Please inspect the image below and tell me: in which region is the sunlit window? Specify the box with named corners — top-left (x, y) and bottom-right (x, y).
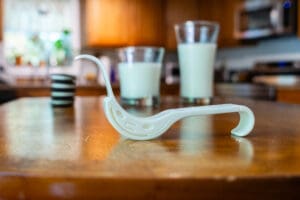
top-left (4, 0), bottom-right (80, 67)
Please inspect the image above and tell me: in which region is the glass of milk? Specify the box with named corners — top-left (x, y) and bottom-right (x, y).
top-left (175, 21), bottom-right (219, 105)
top-left (118, 46), bottom-right (165, 106)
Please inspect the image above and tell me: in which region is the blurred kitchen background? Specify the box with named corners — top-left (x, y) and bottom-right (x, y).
top-left (1, 0), bottom-right (300, 104)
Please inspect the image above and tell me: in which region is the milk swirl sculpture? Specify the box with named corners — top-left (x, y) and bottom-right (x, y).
top-left (75, 55), bottom-right (255, 140)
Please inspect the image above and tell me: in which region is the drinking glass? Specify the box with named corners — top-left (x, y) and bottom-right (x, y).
top-left (118, 46), bottom-right (164, 106)
top-left (175, 20), bottom-right (219, 105)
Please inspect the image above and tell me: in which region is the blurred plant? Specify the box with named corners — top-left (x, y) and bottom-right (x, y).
top-left (25, 33), bottom-right (46, 66)
top-left (50, 29), bottom-right (72, 66)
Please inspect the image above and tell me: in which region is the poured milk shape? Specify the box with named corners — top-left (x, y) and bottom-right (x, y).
top-left (178, 43), bottom-right (216, 98)
top-left (118, 62), bottom-right (161, 98)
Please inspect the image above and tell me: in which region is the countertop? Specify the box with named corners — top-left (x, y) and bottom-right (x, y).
top-left (0, 79), bottom-right (107, 89)
top-left (2, 79), bottom-right (300, 91)
top-left (3, 79), bottom-right (300, 104)
top-left (0, 80), bottom-right (180, 97)
top-left (0, 96), bottom-right (300, 199)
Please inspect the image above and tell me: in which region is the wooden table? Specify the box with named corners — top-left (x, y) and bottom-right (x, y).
top-left (0, 96), bottom-right (300, 199)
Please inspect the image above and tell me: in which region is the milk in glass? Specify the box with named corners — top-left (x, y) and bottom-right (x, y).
top-left (118, 62), bottom-right (161, 99)
top-left (178, 43), bottom-right (216, 99)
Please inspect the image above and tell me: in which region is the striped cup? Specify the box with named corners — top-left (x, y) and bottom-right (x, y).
top-left (50, 74), bottom-right (76, 107)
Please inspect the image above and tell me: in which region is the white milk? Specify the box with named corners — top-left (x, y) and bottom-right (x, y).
top-left (178, 43), bottom-right (216, 99)
top-left (118, 62), bottom-right (161, 99)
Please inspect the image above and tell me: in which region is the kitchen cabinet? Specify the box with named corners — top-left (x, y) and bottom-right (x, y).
top-left (0, 0), bottom-right (2, 41)
top-left (129, 0), bottom-right (164, 46)
top-left (82, 0), bottom-right (240, 49)
top-left (276, 86), bottom-right (300, 104)
top-left (165, 0), bottom-right (209, 49)
top-left (82, 0), bottom-right (164, 47)
top-left (83, 0), bottom-right (129, 47)
top-left (209, 0), bottom-right (241, 47)
top-left (165, 0), bottom-right (240, 50)
top-left (298, 1), bottom-right (300, 38)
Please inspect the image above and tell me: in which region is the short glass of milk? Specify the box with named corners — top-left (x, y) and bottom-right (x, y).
top-left (175, 21), bottom-right (219, 105)
top-left (118, 46), bottom-right (165, 106)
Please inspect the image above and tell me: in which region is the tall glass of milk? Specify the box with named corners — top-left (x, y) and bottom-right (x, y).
top-left (118, 47), bottom-right (165, 106)
top-left (175, 21), bottom-right (219, 105)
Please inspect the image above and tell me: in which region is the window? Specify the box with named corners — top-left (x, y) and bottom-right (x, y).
top-left (4, 0), bottom-right (80, 66)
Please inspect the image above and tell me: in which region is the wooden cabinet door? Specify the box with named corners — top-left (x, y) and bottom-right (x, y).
top-left (84, 0), bottom-right (130, 47)
top-left (209, 0), bottom-right (240, 47)
top-left (298, 1), bottom-right (300, 38)
top-left (83, 0), bottom-right (164, 47)
top-left (165, 0), bottom-right (211, 50)
top-left (128, 0), bottom-right (164, 46)
top-left (165, 0), bottom-right (240, 49)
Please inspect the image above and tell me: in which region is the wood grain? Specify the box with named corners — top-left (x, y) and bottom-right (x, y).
top-left (276, 86), bottom-right (300, 104)
top-left (0, 96), bottom-right (300, 199)
top-left (165, 0), bottom-right (209, 49)
top-left (298, 0), bottom-right (300, 38)
top-left (82, 0), bottom-right (241, 48)
top-left (165, 0), bottom-right (240, 49)
top-left (209, 0), bottom-right (241, 47)
top-left (128, 0), bottom-right (164, 46)
top-left (84, 0), bottom-right (130, 47)
top-left (83, 0), bottom-right (164, 47)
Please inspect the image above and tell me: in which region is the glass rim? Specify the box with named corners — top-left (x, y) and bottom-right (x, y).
top-left (174, 20), bottom-right (220, 30)
top-left (118, 46), bottom-right (165, 53)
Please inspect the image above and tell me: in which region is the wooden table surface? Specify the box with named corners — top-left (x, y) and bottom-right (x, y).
top-left (0, 96), bottom-right (300, 199)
